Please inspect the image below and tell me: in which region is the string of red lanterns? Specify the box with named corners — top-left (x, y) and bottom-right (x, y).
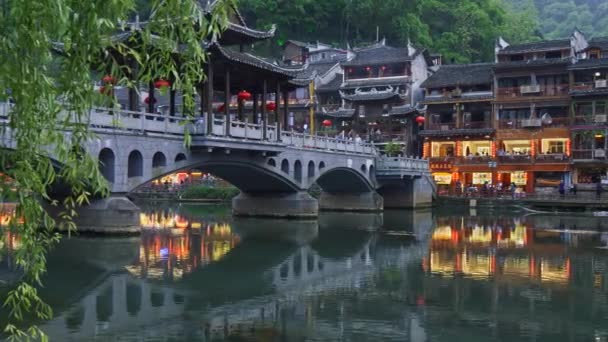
top-left (322, 119), bottom-right (332, 127)
top-left (415, 115), bottom-right (425, 126)
top-left (266, 102), bottom-right (276, 111)
top-left (237, 90), bottom-right (252, 102)
top-left (154, 79), bottom-right (171, 89)
top-left (102, 75), bottom-right (116, 84)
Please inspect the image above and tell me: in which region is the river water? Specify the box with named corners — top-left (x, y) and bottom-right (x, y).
top-left (1, 203), bottom-right (608, 341)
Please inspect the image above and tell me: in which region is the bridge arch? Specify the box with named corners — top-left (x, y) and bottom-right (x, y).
top-left (98, 148), bottom-right (115, 183)
top-left (152, 152), bottom-right (167, 168)
top-left (315, 167), bottom-right (374, 193)
top-left (294, 160), bottom-right (302, 182)
top-left (127, 150), bottom-right (143, 178)
top-left (319, 161), bottom-right (325, 171)
top-left (361, 164), bottom-right (367, 174)
top-left (281, 159), bottom-right (289, 174)
top-left (307, 161), bottom-right (315, 179)
top-left (175, 153), bottom-right (187, 163)
top-left (267, 158), bottom-right (276, 167)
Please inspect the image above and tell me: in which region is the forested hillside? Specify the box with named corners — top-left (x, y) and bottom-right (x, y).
top-left (507, 0), bottom-right (608, 39)
top-left (134, 0), bottom-right (604, 63)
top-left (239, 0), bottom-right (541, 63)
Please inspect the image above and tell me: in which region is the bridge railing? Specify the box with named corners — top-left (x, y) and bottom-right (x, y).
top-left (376, 156), bottom-right (430, 173)
top-left (88, 107), bottom-right (191, 135)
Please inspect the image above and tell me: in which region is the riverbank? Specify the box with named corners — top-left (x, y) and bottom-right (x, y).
top-left (130, 186), bottom-right (239, 203)
top-left (439, 195), bottom-right (608, 211)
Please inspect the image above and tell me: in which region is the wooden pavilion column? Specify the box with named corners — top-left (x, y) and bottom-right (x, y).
top-left (276, 81), bottom-right (282, 141)
top-left (262, 80), bottom-right (267, 140)
top-left (283, 89), bottom-right (289, 131)
top-left (147, 81), bottom-right (155, 114)
top-left (128, 58), bottom-right (139, 112)
top-left (224, 69), bottom-right (231, 137)
top-left (252, 92), bottom-right (258, 124)
top-left (206, 61), bottom-right (214, 135)
top-left (169, 82), bottom-right (176, 118)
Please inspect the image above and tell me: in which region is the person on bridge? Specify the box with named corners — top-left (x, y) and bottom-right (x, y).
top-left (570, 183), bottom-right (577, 197)
top-left (597, 182), bottom-right (603, 200)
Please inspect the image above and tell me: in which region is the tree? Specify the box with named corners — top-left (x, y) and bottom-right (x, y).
top-left (0, 0), bottom-right (232, 339)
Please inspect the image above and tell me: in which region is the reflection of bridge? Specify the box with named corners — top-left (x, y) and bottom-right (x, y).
top-left (33, 211), bottom-right (433, 341)
top-left (0, 103), bottom-right (432, 232)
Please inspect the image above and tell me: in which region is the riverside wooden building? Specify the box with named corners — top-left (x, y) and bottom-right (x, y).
top-left (421, 30), bottom-right (608, 193)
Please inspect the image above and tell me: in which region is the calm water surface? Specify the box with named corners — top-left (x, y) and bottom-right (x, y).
top-left (2, 204), bottom-right (608, 341)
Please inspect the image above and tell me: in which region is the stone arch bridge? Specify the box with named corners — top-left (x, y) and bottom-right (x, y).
top-left (0, 105), bottom-right (432, 231)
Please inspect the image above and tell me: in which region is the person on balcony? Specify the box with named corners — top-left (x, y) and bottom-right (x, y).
top-left (558, 181), bottom-right (565, 199)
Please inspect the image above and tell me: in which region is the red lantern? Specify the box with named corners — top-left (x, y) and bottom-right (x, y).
top-left (98, 86), bottom-right (107, 94)
top-left (415, 116), bottom-right (425, 126)
top-left (237, 90), bottom-right (252, 102)
top-left (154, 79), bottom-right (171, 89)
top-left (322, 119), bottom-right (332, 127)
top-left (266, 102), bottom-right (276, 111)
top-left (144, 96), bottom-right (156, 104)
top-left (102, 75), bottom-right (116, 84)
top-left (218, 104), bottom-right (225, 112)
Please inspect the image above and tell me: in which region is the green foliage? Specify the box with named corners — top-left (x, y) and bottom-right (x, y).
top-left (0, 0), bottom-right (232, 339)
top-left (507, 0), bottom-right (608, 38)
top-left (180, 186), bottom-right (240, 201)
top-left (240, 0), bottom-right (542, 63)
top-left (384, 142), bottom-right (402, 157)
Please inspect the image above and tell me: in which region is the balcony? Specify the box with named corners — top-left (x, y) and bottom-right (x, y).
top-left (573, 115), bottom-right (608, 125)
top-left (498, 154), bottom-right (532, 164)
top-left (427, 122), bottom-right (457, 131)
top-left (423, 90), bottom-right (493, 104)
top-left (572, 149), bottom-right (607, 161)
top-left (535, 153), bottom-right (569, 163)
top-left (457, 155), bottom-right (494, 165)
top-left (496, 84), bottom-right (569, 100)
top-left (570, 81), bottom-right (608, 96)
top-left (498, 117), bottom-right (571, 129)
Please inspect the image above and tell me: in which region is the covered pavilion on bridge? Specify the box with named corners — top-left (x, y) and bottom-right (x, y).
top-left (92, 0), bottom-right (304, 142)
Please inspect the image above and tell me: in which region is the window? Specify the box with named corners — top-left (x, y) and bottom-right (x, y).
top-left (358, 105), bottom-right (366, 118)
top-left (510, 54), bottom-right (524, 61)
top-left (548, 141), bottom-right (565, 153)
top-left (545, 51), bottom-right (562, 59)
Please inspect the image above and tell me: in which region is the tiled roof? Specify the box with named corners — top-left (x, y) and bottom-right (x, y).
top-left (341, 76), bottom-right (409, 90)
top-left (421, 93), bottom-right (493, 104)
top-left (570, 88), bottom-right (608, 97)
top-left (226, 23), bottom-right (276, 40)
top-left (494, 58), bottom-right (571, 70)
top-left (210, 44), bottom-right (302, 77)
top-left (342, 45), bottom-right (413, 67)
top-left (499, 39), bottom-right (570, 54)
top-left (342, 91), bottom-right (400, 102)
top-left (419, 128), bottom-right (495, 137)
top-left (568, 58), bottom-right (608, 70)
top-left (294, 60), bottom-right (340, 81)
top-left (389, 105), bottom-right (417, 116)
top-left (318, 108), bottom-right (355, 118)
top-left (588, 37), bottom-right (608, 50)
top-left (421, 63), bottom-right (494, 89)
top-left (316, 74), bottom-right (343, 93)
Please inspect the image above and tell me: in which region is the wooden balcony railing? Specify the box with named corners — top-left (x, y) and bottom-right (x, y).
top-left (573, 115), bottom-right (608, 125)
top-left (572, 149), bottom-right (607, 160)
top-left (535, 153), bottom-right (569, 163)
top-left (427, 122), bottom-right (457, 131)
top-left (498, 117), bottom-right (571, 129)
top-left (496, 84), bottom-right (569, 99)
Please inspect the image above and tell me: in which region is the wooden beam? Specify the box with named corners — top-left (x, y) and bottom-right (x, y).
top-left (276, 81), bottom-right (281, 141)
top-left (206, 61), bottom-right (214, 135)
top-left (262, 79), bottom-right (267, 140)
top-left (225, 68), bottom-right (231, 137)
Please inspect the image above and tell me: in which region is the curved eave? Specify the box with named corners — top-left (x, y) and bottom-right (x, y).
top-left (210, 44), bottom-right (302, 78)
top-left (342, 93), bottom-right (401, 102)
top-left (219, 23), bottom-right (276, 45)
top-left (419, 128), bottom-right (495, 137)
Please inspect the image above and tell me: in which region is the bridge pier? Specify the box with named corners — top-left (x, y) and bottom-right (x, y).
top-left (232, 192), bottom-right (318, 218)
top-left (318, 191), bottom-right (384, 212)
top-left (378, 177), bottom-right (433, 209)
top-left (70, 196), bottom-right (141, 234)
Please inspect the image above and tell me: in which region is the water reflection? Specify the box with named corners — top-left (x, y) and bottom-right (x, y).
top-left (0, 206), bottom-right (607, 341)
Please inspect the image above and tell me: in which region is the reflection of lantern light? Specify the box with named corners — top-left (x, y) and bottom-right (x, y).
top-left (160, 248), bottom-right (169, 258)
top-left (175, 216), bottom-right (189, 229)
